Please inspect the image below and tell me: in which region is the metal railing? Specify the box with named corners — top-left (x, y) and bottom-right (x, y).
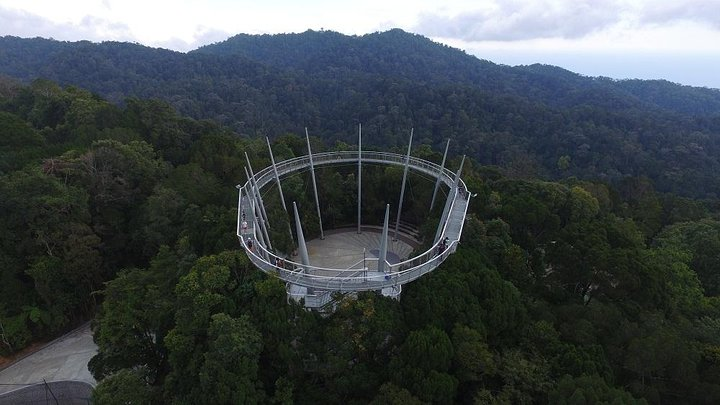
top-left (237, 151), bottom-right (470, 292)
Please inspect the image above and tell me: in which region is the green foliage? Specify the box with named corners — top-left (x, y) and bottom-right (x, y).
top-left (655, 219), bottom-right (720, 296)
top-left (370, 383), bottom-right (425, 405)
top-left (451, 325), bottom-right (495, 383)
top-left (549, 374), bottom-right (646, 405)
top-left (567, 186), bottom-right (600, 222)
top-left (557, 155), bottom-right (571, 171)
top-left (198, 313), bottom-right (265, 404)
top-left (180, 204), bottom-right (237, 256)
top-left (90, 241), bottom-right (195, 380)
top-left (0, 165), bottom-right (100, 334)
top-left (92, 368), bottom-right (157, 405)
top-left (0, 111), bottom-right (45, 173)
top-left (403, 247), bottom-right (527, 348)
top-left (134, 186), bottom-right (188, 257)
top-left (5, 32), bottom-right (720, 198)
top-left (399, 326), bottom-right (454, 373)
top-left (494, 349), bottom-right (552, 403)
top-left (0, 305), bottom-right (37, 354)
top-left (643, 247), bottom-right (704, 315)
top-left (3, 77), bottom-right (720, 404)
top-left (166, 163), bottom-right (224, 206)
top-left (163, 250), bottom-right (266, 403)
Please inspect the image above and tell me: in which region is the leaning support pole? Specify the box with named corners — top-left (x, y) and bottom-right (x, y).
top-left (245, 167), bottom-right (272, 252)
top-left (357, 123), bottom-right (362, 234)
top-left (305, 128), bottom-right (324, 239)
top-left (378, 204), bottom-right (390, 274)
top-left (254, 216), bottom-right (269, 255)
top-left (245, 167), bottom-right (272, 249)
top-left (266, 137), bottom-right (288, 213)
top-left (243, 182), bottom-right (260, 246)
top-left (245, 153), bottom-right (272, 234)
top-left (251, 150), bottom-right (292, 243)
top-left (453, 155), bottom-right (466, 188)
top-left (434, 185), bottom-right (454, 245)
top-left (394, 128), bottom-right (413, 241)
top-left (430, 139), bottom-right (450, 211)
top-left (236, 185), bottom-right (242, 237)
top-left (292, 202), bottom-right (311, 272)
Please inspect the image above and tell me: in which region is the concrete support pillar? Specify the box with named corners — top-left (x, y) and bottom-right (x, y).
top-left (266, 137), bottom-right (287, 212)
top-left (292, 202), bottom-right (311, 273)
top-left (305, 128), bottom-right (324, 239)
top-left (394, 128), bottom-right (413, 241)
top-left (430, 139), bottom-right (450, 211)
top-left (378, 204), bottom-right (390, 274)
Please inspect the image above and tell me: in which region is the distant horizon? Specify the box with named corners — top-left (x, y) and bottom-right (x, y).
top-left (475, 49), bottom-right (720, 90)
top-left (3, 30), bottom-right (718, 91)
top-left (1, 0), bottom-right (719, 90)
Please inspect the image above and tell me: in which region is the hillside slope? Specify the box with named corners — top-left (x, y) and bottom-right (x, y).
top-left (195, 29), bottom-right (720, 115)
top-left (2, 30), bottom-right (720, 197)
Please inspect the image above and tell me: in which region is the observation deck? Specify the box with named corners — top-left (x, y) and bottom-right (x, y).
top-left (237, 136), bottom-right (471, 309)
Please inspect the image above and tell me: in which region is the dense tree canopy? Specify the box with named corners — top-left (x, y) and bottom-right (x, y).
top-left (1, 68), bottom-right (720, 403)
top-left (2, 30), bottom-right (720, 198)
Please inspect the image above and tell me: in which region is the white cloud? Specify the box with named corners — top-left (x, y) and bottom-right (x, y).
top-left (413, 0), bottom-right (720, 52)
top-left (3, 0), bottom-right (720, 50)
top-left (639, 0), bottom-right (720, 28)
top-left (416, 0), bottom-right (626, 41)
top-left (156, 27), bottom-right (232, 52)
top-left (1, 0), bottom-right (719, 87)
top-left (0, 3), bottom-right (233, 51)
top-left (0, 5), bottom-right (133, 42)
top-left (0, 7), bottom-right (59, 38)
top-left (76, 15), bottom-right (134, 40)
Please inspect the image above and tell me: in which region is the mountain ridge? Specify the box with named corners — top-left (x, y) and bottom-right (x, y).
top-left (3, 30), bottom-right (720, 116)
top-left (193, 29), bottom-right (720, 114)
top-left (2, 29), bottom-right (720, 198)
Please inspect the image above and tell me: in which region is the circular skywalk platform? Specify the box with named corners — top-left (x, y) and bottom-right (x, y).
top-left (237, 132), bottom-right (471, 308)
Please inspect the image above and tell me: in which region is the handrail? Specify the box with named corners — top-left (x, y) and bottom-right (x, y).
top-left (237, 150), bottom-right (470, 291)
top-left (240, 204), bottom-right (468, 289)
top-left (252, 151), bottom-right (460, 191)
top-left (242, 189), bottom-right (460, 274)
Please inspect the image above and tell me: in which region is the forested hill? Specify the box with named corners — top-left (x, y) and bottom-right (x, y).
top-left (4, 55), bottom-right (720, 403)
top-left (194, 29), bottom-right (720, 115)
top-left (2, 30), bottom-right (720, 197)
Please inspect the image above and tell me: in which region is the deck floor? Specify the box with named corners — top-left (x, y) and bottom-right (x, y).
top-left (305, 229), bottom-right (414, 270)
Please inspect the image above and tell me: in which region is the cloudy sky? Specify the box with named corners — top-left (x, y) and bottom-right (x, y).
top-left (1, 0), bottom-right (719, 88)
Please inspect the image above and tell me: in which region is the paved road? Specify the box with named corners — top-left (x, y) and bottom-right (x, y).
top-left (0, 323), bottom-right (97, 395)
